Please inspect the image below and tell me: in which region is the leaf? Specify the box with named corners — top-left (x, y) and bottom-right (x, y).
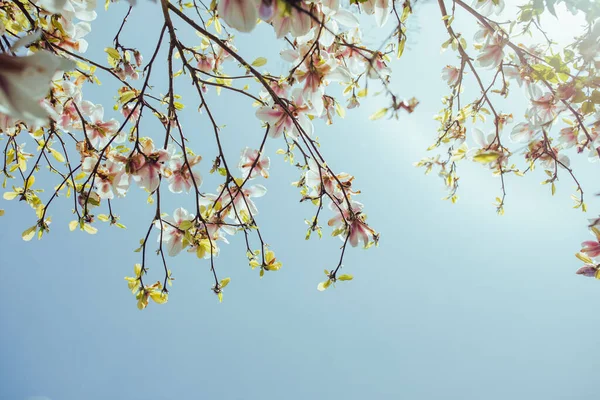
top-left (3, 191), bottom-right (19, 200)
top-left (576, 252), bottom-right (594, 265)
top-left (369, 108), bottom-right (388, 120)
top-left (69, 220), bottom-right (78, 231)
top-left (179, 220), bottom-right (193, 230)
top-left (104, 47), bottom-right (121, 61)
top-left (22, 225), bottom-right (36, 241)
top-left (150, 291), bottom-right (168, 304)
top-left (25, 175), bottom-right (35, 188)
top-left (83, 223), bottom-right (98, 235)
top-left (50, 149), bottom-right (65, 163)
top-left (317, 279), bottom-right (331, 291)
top-left (251, 57), bottom-right (267, 67)
top-left (338, 274), bottom-right (353, 281)
top-left (397, 38), bottom-right (406, 59)
top-left (473, 152), bottom-right (500, 163)
top-left (220, 277), bottom-right (231, 288)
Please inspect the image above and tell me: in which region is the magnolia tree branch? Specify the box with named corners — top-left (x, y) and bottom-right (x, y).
top-left (1, 0), bottom-right (600, 306)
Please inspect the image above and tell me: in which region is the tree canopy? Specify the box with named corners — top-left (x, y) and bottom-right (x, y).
top-left (1, 0), bottom-right (599, 308)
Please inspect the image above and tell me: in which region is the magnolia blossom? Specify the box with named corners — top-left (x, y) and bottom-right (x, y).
top-left (269, 1), bottom-right (312, 38)
top-left (256, 90), bottom-right (313, 139)
top-left (0, 52), bottom-right (73, 124)
top-left (238, 147), bottom-right (270, 179)
top-left (313, 8), bottom-right (359, 47)
top-left (472, 0), bottom-right (505, 16)
top-left (581, 233), bottom-right (600, 258)
top-left (53, 18), bottom-right (91, 53)
top-left (37, 0), bottom-right (97, 21)
top-left (360, 0), bottom-right (391, 27)
top-left (558, 126), bottom-right (578, 148)
top-left (528, 92), bottom-right (564, 124)
top-left (576, 264), bottom-right (598, 277)
top-left (328, 200), bottom-right (375, 248)
top-left (305, 158), bottom-right (351, 199)
top-left (122, 103), bottom-right (141, 123)
top-left (477, 34), bottom-right (505, 69)
top-left (196, 54), bottom-right (216, 73)
top-left (588, 137), bottom-right (600, 162)
top-left (221, 181), bottom-right (267, 221)
top-left (83, 158), bottom-right (129, 199)
top-left (81, 103), bottom-right (121, 148)
top-left (130, 139), bottom-right (171, 192)
top-left (469, 127), bottom-right (508, 168)
top-left (166, 154), bottom-right (202, 193)
top-left (441, 66), bottom-right (462, 87)
top-left (510, 122), bottom-right (537, 143)
top-left (504, 64), bottom-right (530, 87)
top-left (156, 207), bottom-right (195, 257)
top-left (218, 0), bottom-right (259, 33)
top-left (55, 81), bottom-right (84, 131)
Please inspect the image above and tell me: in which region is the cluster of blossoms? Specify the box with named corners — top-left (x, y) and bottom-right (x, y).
top-left (575, 221), bottom-right (600, 279)
top-left (2, 0), bottom-right (599, 308)
top-left (1, 0), bottom-right (421, 307)
top-left (413, 0), bottom-right (600, 278)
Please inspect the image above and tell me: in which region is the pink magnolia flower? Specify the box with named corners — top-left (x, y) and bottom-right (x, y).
top-left (123, 63), bottom-right (139, 80)
top-left (503, 65), bottom-right (529, 87)
top-left (582, 237), bottom-right (600, 258)
top-left (473, 23), bottom-right (493, 44)
top-left (259, 0), bottom-right (274, 20)
top-left (166, 154), bottom-right (202, 193)
top-left (255, 90), bottom-right (313, 139)
top-left (156, 207), bottom-right (195, 257)
top-left (529, 92), bottom-right (564, 124)
top-left (54, 18), bottom-right (91, 53)
top-left (472, 0), bottom-right (505, 16)
top-left (295, 52), bottom-right (337, 96)
top-left (0, 51), bottom-right (73, 124)
top-left (269, 80), bottom-right (289, 98)
top-left (366, 51), bottom-right (391, 80)
top-left (305, 158), bottom-right (351, 198)
top-left (558, 126), bottom-right (578, 148)
top-left (122, 103), bottom-right (140, 123)
top-left (221, 181), bottom-right (267, 221)
top-left (37, 0), bottom-right (97, 21)
top-left (196, 54), bottom-right (216, 74)
top-left (82, 158), bottom-right (129, 200)
top-left (238, 147), bottom-right (270, 179)
top-left (81, 103), bottom-right (121, 148)
top-left (510, 122), bottom-right (537, 143)
top-left (441, 65), bottom-right (462, 87)
top-left (477, 34), bottom-right (505, 69)
top-left (269, 0), bottom-right (312, 38)
top-left (361, 0), bottom-right (391, 27)
top-left (130, 138), bottom-right (171, 192)
top-left (218, 0), bottom-right (259, 33)
top-left (576, 264), bottom-right (598, 277)
top-left (328, 200), bottom-right (375, 248)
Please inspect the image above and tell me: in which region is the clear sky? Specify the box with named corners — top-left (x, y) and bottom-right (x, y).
top-left (1, 1), bottom-right (600, 400)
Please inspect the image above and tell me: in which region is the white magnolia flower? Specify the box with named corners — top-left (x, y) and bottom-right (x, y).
top-left (37, 0), bottom-right (97, 21)
top-left (0, 52), bottom-right (73, 124)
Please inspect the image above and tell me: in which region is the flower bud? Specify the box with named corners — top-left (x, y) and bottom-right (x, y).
top-left (134, 50), bottom-right (143, 67)
top-left (576, 265), bottom-right (598, 278)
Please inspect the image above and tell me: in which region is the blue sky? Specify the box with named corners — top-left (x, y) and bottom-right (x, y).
top-left (1, 1), bottom-right (600, 399)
